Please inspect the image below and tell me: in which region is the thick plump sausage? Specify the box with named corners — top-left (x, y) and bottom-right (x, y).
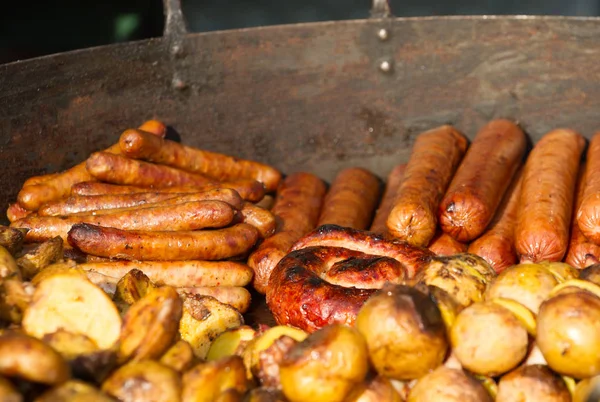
top-left (386, 125), bottom-right (468, 247)
top-left (119, 129), bottom-right (282, 192)
top-left (86, 152), bottom-right (216, 188)
top-left (438, 120), bottom-right (526, 242)
top-left (70, 180), bottom-right (266, 203)
top-left (290, 224), bottom-right (434, 278)
top-left (515, 129), bottom-right (585, 263)
top-left (467, 168), bottom-right (523, 273)
top-left (68, 223), bottom-right (259, 261)
top-left (247, 172), bottom-right (327, 294)
top-left (428, 231), bottom-right (468, 256)
top-left (239, 202), bottom-right (277, 238)
top-left (267, 246), bottom-right (406, 332)
top-left (6, 203), bottom-right (32, 222)
top-left (317, 167), bottom-right (381, 229)
top-left (577, 132), bottom-right (600, 244)
top-left (566, 164), bottom-right (600, 268)
top-left (16, 120), bottom-right (167, 211)
top-left (12, 200), bottom-right (235, 243)
top-left (370, 164), bottom-right (406, 235)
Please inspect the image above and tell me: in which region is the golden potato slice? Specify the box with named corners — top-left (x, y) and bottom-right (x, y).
top-left (179, 295), bottom-right (244, 359)
top-left (0, 331), bottom-right (70, 385)
top-left (160, 340), bottom-right (196, 373)
top-left (0, 245), bottom-right (21, 281)
top-left (34, 380), bottom-right (115, 402)
top-left (22, 273), bottom-right (121, 350)
top-left (118, 286), bottom-right (182, 363)
top-left (113, 269), bottom-right (157, 310)
top-left (0, 226), bottom-right (26, 256)
top-left (0, 376), bottom-right (21, 402)
top-left (207, 325), bottom-right (257, 362)
top-left (182, 356), bottom-right (249, 402)
top-left (16, 237), bottom-right (63, 279)
top-left (0, 279), bottom-right (34, 324)
top-left (407, 366), bottom-right (492, 402)
top-left (30, 261), bottom-right (82, 286)
top-left (102, 360), bottom-right (181, 402)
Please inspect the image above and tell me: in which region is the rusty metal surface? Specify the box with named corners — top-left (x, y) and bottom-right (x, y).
top-left (3, 16), bottom-right (600, 217)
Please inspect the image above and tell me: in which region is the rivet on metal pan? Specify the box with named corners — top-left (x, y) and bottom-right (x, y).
top-left (377, 28), bottom-right (389, 41)
top-left (379, 60), bottom-right (393, 73)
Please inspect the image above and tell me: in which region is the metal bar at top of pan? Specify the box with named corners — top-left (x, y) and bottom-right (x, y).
top-left (371, 0), bottom-right (393, 18)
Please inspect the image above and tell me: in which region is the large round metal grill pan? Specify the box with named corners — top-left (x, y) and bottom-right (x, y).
top-left (2, 0), bottom-right (600, 220)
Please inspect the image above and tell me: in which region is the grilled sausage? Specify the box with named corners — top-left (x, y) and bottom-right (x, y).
top-left (577, 132), bottom-right (600, 244)
top-left (6, 203), bottom-right (32, 222)
top-left (39, 188), bottom-right (243, 216)
top-left (79, 260), bottom-right (254, 287)
top-left (566, 164), bottom-right (600, 268)
top-left (68, 223), bottom-right (259, 261)
top-left (439, 120), bottom-right (526, 242)
top-left (177, 287), bottom-right (252, 313)
top-left (267, 246), bottom-right (406, 332)
top-left (239, 202), bottom-right (277, 238)
top-left (317, 167), bottom-right (381, 230)
top-left (247, 172), bottom-right (327, 294)
top-left (12, 200), bottom-right (235, 243)
top-left (16, 120), bottom-right (167, 211)
top-left (515, 129), bottom-right (585, 263)
top-left (119, 129), bottom-right (282, 192)
top-left (86, 152), bottom-right (217, 188)
top-left (386, 125), bottom-right (468, 247)
top-left (70, 179), bottom-right (266, 202)
top-left (428, 230), bottom-right (468, 256)
top-left (370, 164), bottom-right (406, 235)
top-left (22, 172), bottom-right (61, 187)
top-left (467, 167), bottom-right (523, 273)
top-left (290, 224), bottom-right (434, 278)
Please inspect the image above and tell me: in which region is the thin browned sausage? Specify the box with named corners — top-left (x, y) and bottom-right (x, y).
top-left (370, 164), bottom-right (406, 235)
top-left (12, 200), bottom-right (235, 243)
top-left (566, 164), bottom-right (600, 268)
top-left (79, 260), bottom-right (253, 287)
top-left (39, 188), bottom-right (243, 217)
top-left (86, 152), bottom-right (216, 188)
top-left (119, 129), bottom-right (282, 192)
top-left (70, 180), bottom-right (265, 203)
top-left (16, 120), bottom-right (167, 211)
top-left (515, 129), bottom-right (585, 263)
top-left (577, 132), bottom-right (600, 244)
top-left (317, 167), bottom-right (381, 230)
top-left (438, 120), bottom-right (526, 242)
top-left (428, 230), bottom-right (468, 256)
top-left (239, 202), bottom-right (276, 238)
top-left (6, 203), bottom-right (32, 222)
top-left (386, 125), bottom-right (468, 247)
top-left (22, 173), bottom-right (61, 187)
top-left (468, 167), bottom-right (523, 273)
top-left (68, 223), bottom-right (259, 261)
top-left (247, 172), bottom-right (327, 294)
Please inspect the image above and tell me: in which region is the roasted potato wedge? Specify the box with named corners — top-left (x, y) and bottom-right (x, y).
top-left (0, 245), bottom-right (21, 281)
top-left (182, 356), bottom-right (249, 402)
top-left (16, 236), bottom-right (63, 279)
top-left (255, 335), bottom-right (298, 388)
top-left (0, 375), bottom-right (22, 402)
top-left (179, 295), bottom-right (244, 359)
top-left (496, 364), bottom-right (570, 402)
top-left (0, 226), bottom-right (26, 256)
top-left (42, 330), bottom-right (98, 360)
top-left (0, 331), bottom-right (70, 385)
top-left (207, 325), bottom-right (257, 362)
top-left (34, 380), bottom-right (115, 402)
top-left (160, 340), bottom-right (196, 373)
top-left (29, 261), bottom-right (83, 286)
top-left (407, 366), bottom-right (493, 402)
top-left (118, 286), bottom-right (182, 363)
top-left (0, 279), bottom-right (33, 324)
top-left (22, 273), bottom-right (122, 350)
top-left (113, 269), bottom-right (157, 313)
top-left (102, 360), bottom-right (181, 402)
top-left (279, 325), bottom-right (369, 402)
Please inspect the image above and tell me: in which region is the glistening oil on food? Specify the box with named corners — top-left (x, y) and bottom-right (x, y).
top-left (1, 118), bottom-right (599, 401)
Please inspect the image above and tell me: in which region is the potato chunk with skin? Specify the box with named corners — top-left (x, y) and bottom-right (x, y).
top-left (0, 245), bottom-right (20, 281)
top-left (160, 340), bottom-right (196, 373)
top-left (0, 279), bottom-right (34, 324)
top-left (179, 295), bottom-right (244, 359)
top-left (102, 360), bottom-right (181, 402)
top-left (34, 380), bottom-right (115, 402)
top-left (16, 236), bottom-right (63, 279)
top-left (113, 269), bottom-right (156, 313)
top-left (408, 366), bottom-right (493, 402)
top-left (0, 331), bottom-right (70, 385)
top-left (496, 364), bottom-right (570, 402)
top-left (346, 374), bottom-right (404, 402)
top-left (22, 273), bottom-right (122, 350)
top-left (207, 325), bottom-right (257, 362)
top-left (118, 286), bottom-right (183, 363)
top-left (0, 226), bottom-right (26, 255)
top-left (182, 356), bottom-right (249, 402)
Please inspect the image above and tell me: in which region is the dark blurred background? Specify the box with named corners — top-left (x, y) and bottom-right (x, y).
top-left (1, 0), bottom-right (599, 64)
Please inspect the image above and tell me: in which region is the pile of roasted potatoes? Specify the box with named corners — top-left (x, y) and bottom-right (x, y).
top-left (1, 222), bottom-right (600, 402)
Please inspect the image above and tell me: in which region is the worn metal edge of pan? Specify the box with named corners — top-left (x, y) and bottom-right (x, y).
top-left (2, 15), bottom-right (600, 218)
